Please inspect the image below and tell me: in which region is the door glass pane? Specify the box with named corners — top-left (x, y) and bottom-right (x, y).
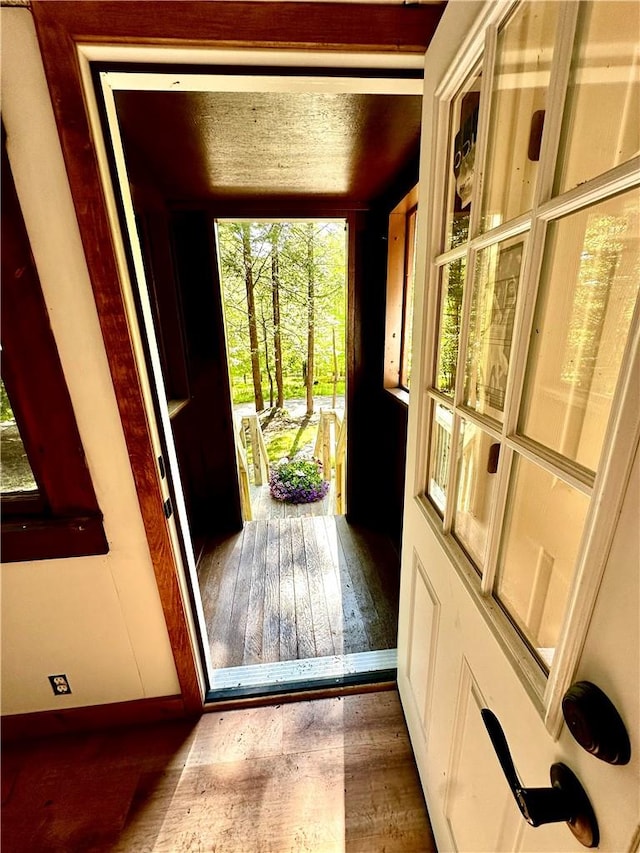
top-left (434, 257), bottom-right (466, 396)
top-left (427, 402), bottom-right (453, 516)
top-left (480, 1), bottom-right (560, 232)
top-left (1, 377), bottom-right (37, 494)
top-left (464, 237), bottom-right (524, 421)
top-left (453, 420), bottom-right (500, 573)
top-left (555, 1), bottom-right (640, 195)
top-left (520, 188), bottom-right (640, 472)
top-left (497, 455), bottom-right (589, 669)
top-left (445, 67), bottom-right (482, 250)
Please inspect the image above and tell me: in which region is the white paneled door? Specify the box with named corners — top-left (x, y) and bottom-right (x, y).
top-left (399, 2), bottom-right (639, 851)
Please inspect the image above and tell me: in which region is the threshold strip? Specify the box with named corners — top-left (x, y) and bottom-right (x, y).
top-left (205, 648), bottom-right (397, 702)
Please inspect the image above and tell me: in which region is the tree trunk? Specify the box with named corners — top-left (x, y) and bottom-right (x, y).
top-left (261, 305), bottom-right (274, 408)
top-left (306, 223), bottom-right (315, 417)
top-left (241, 223), bottom-right (264, 411)
top-left (332, 326), bottom-right (338, 409)
top-left (271, 226), bottom-right (285, 409)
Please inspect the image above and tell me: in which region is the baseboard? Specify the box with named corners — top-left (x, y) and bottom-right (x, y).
top-left (1, 695), bottom-right (195, 742)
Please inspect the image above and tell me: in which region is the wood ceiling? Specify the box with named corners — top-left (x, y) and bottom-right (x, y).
top-left (55, 0), bottom-right (450, 212)
top-left (115, 88), bottom-right (424, 209)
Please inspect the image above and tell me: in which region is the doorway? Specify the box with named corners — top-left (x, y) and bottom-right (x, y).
top-left (218, 218), bottom-right (347, 520)
top-left (198, 217), bottom-right (399, 691)
top-left (92, 61), bottom-right (422, 698)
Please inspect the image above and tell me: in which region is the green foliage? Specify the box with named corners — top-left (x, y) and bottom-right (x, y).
top-left (232, 379), bottom-right (345, 405)
top-left (0, 379), bottom-right (15, 422)
top-left (437, 257), bottom-right (465, 394)
top-left (436, 218), bottom-right (468, 394)
top-left (269, 457), bottom-right (329, 503)
top-left (218, 220), bottom-right (346, 406)
top-left (562, 213), bottom-right (638, 395)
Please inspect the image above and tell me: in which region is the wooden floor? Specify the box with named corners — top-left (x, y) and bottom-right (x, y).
top-left (1, 691), bottom-right (437, 852)
top-left (198, 516), bottom-right (399, 670)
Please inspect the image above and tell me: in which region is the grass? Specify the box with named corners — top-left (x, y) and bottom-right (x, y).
top-left (246, 423), bottom-right (316, 473)
top-left (232, 379), bottom-right (345, 405)
top-left (265, 423), bottom-right (316, 461)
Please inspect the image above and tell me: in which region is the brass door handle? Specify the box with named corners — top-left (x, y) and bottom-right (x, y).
top-left (481, 708), bottom-right (599, 848)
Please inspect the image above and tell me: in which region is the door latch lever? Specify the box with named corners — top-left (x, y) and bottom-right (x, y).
top-left (481, 708), bottom-right (599, 848)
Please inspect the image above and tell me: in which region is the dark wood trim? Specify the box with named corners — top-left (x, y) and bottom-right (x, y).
top-left (345, 210), bottom-right (359, 521)
top-left (175, 200), bottom-right (370, 218)
top-left (1, 516), bottom-right (108, 564)
top-left (1, 493), bottom-right (47, 518)
top-left (0, 695), bottom-right (191, 742)
top-left (31, 2), bottom-right (444, 53)
top-left (1, 137), bottom-right (109, 562)
top-left (30, 9), bottom-right (203, 714)
top-left (204, 679), bottom-right (396, 714)
top-left (1, 144), bottom-right (101, 516)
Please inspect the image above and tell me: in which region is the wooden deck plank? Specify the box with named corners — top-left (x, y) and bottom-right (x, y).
top-left (317, 515), bottom-right (369, 655)
top-left (301, 517), bottom-right (335, 657)
top-left (205, 531), bottom-right (244, 669)
top-left (249, 482), bottom-right (334, 521)
top-left (197, 529), bottom-right (242, 627)
top-left (334, 516), bottom-right (392, 650)
top-left (310, 516), bottom-right (347, 655)
top-left (262, 519), bottom-right (281, 663)
top-left (291, 518), bottom-right (316, 659)
top-left (199, 516), bottom-right (398, 669)
top-left (224, 522), bottom-right (256, 668)
top-left (337, 517), bottom-right (398, 646)
top-left (348, 522), bottom-right (401, 608)
top-left (278, 519), bottom-right (298, 661)
top-left (243, 520), bottom-right (267, 665)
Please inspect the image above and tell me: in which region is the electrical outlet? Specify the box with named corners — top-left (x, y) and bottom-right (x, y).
top-left (48, 674), bottom-right (71, 695)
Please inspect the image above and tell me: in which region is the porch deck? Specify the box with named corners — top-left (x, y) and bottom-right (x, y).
top-left (197, 515), bottom-right (399, 670)
top-left (248, 479), bottom-right (336, 520)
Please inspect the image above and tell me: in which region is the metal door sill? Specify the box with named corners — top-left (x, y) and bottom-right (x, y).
top-left (204, 648), bottom-right (397, 703)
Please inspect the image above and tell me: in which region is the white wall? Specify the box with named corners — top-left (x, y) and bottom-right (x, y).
top-left (1, 8), bottom-right (181, 715)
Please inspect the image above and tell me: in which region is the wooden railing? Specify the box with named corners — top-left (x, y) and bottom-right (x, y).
top-left (235, 414), bottom-right (270, 521)
top-left (314, 408), bottom-right (346, 514)
top-left (234, 417), bottom-right (252, 521)
top-left (236, 409), bottom-right (347, 517)
top-left (242, 415), bottom-right (270, 486)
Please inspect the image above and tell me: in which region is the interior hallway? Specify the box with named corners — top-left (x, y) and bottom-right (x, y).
top-left (1, 690), bottom-right (436, 852)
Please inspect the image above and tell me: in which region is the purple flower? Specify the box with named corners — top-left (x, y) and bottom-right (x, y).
top-left (269, 457), bottom-right (330, 504)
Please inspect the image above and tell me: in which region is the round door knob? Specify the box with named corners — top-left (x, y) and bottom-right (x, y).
top-left (562, 681), bottom-right (631, 765)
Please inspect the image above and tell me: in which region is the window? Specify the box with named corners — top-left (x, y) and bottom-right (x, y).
top-left (1, 378), bottom-right (38, 495)
top-left (423, 0), bottom-right (639, 681)
top-left (384, 185), bottom-right (418, 394)
top-left (1, 140), bottom-right (108, 562)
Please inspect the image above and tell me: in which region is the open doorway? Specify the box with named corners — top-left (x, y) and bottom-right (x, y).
top-left (197, 217), bottom-right (400, 688)
top-left (94, 63), bottom-right (422, 698)
top-left (218, 219), bottom-right (347, 520)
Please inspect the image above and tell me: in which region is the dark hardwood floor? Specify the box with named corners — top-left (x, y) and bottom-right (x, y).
top-left (1, 691), bottom-right (437, 852)
top-left (197, 516), bottom-right (399, 670)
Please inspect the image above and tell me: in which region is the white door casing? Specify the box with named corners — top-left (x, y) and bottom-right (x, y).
top-left (399, 2), bottom-right (639, 851)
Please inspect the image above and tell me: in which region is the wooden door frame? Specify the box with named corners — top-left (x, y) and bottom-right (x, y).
top-left (31, 1), bottom-right (442, 711)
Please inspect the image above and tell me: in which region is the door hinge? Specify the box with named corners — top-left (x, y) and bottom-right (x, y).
top-left (163, 497), bottom-right (173, 519)
top-left (158, 455), bottom-right (166, 479)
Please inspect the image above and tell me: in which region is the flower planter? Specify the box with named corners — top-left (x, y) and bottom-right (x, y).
top-left (269, 457), bottom-right (329, 504)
